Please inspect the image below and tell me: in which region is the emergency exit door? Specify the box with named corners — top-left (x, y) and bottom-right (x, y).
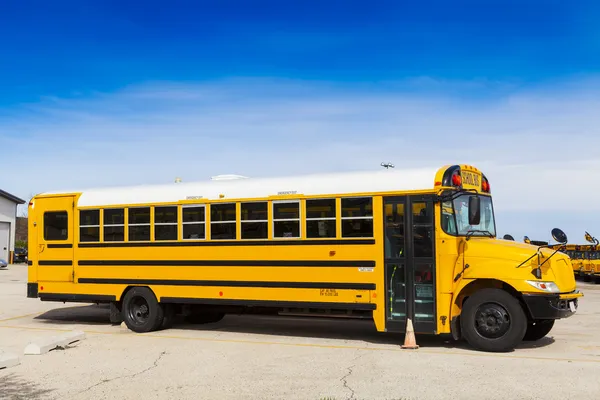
top-left (383, 195), bottom-right (436, 334)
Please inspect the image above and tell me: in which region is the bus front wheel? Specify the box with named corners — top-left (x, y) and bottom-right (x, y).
top-left (460, 288), bottom-right (527, 352)
top-left (122, 287), bottom-right (164, 333)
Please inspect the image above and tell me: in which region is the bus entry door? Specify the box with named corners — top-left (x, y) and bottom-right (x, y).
top-left (383, 195), bottom-right (436, 334)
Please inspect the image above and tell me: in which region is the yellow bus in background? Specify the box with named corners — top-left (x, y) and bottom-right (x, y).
top-left (560, 233), bottom-right (599, 281)
top-left (26, 164), bottom-right (582, 352)
top-left (561, 245), bottom-right (586, 277)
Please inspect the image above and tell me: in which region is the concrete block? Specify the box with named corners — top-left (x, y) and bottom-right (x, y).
top-left (24, 330), bottom-right (86, 355)
top-left (0, 352), bottom-right (20, 369)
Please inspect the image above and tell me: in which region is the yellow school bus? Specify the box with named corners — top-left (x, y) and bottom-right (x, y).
top-left (26, 164), bottom-right (582, 352)
top-left (560, 245), bottom-right (585, 276)
top-left (587, 251), bottom-right (600, 280)
top-left (561, 232), bottom-right (599, 280)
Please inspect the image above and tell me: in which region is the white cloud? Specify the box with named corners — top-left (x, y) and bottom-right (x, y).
top-left (1, 76), bottom-right (599, 240)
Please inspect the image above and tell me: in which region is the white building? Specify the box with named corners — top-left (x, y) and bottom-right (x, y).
top-left (0, 189), bottom-right (25, 263)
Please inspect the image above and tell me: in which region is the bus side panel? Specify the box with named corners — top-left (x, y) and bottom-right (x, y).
top-left (63, 242), bottom-right (379, 310)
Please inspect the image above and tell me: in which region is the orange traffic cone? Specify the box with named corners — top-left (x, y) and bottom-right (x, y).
top-left (401, 318), bottom-right (419, 349)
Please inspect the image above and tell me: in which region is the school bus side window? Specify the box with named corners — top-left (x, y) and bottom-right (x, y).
top-left (182, 205), bottom-right (205, 240)
top-left (80, 209), bottom-right (100, 242)
top-left (241, 202), bottom-right (268, 239)
top-left (155, 206), bottom-right (178, 241)
top-left (211, 203), bottom-right (236, 240)
top-left (306, 199), bottom-right (336, 238)
top-left (129, 207), bottom-right (151, 241)
top-left (44, 211), bottom-right (69, 241)
top-left (104, 208), bottom-right (125, 242)
top-left (273, 201), bottom-right (300, 238)
top-left (441, 201), bottom-right (457, 235)
top-left (341, 197), bottom-right (373, 237)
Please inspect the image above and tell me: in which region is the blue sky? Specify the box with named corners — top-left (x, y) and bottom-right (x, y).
top-left (1, 0), bottom-right (599, 242)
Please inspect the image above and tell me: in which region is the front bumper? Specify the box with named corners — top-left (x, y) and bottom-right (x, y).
top-left (522, 290), bottom-right (582, 320)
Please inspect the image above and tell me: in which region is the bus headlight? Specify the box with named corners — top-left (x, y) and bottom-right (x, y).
top-left (525, 280), bottom-right (560, 293)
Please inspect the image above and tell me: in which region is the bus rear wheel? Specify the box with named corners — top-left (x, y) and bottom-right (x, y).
top-left (460, 288), bottom-right (527, 352)
top-left (523, 319), bottom-right (554, 341)
top-left (122, 287), bottom-right (164, 333)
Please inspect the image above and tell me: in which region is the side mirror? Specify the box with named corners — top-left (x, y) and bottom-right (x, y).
top-left (503, 234), bottom-right (514, 241)
top-left (585, 231), bottom-right (599, 245)
top-left (551, 228), bottom-right (568, 244)
top-left (468, 196), bottom-right (481, 225)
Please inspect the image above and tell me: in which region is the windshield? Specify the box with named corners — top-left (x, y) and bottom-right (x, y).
top-left (441, 194), bottom-right (496, 237)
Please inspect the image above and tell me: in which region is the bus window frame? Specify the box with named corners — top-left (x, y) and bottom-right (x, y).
top-left (272, 200), bottom-right (302, 240)
top-left (181, 204), bottom-right (207, 241)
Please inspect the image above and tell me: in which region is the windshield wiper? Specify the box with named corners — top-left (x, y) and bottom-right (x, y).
top-left (465, 230), bottom-right (494, 241)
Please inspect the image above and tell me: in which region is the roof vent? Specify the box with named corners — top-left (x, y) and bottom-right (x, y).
top-left (210, 174), bottom-right (249, 181)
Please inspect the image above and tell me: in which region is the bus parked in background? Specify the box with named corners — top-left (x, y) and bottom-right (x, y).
top-left (558, 232), bottom-right (599, 281)
top-left (26, 164), bottom-right (582, 352)
top-left (561, 245), bottom-right (586, 277)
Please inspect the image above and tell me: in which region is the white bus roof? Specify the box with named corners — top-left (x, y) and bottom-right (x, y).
top-left (44, 168), bottom-right (440, 207)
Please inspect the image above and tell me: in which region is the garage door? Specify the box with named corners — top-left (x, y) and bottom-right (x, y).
top-left (0, 222), bottom-right (9, 261)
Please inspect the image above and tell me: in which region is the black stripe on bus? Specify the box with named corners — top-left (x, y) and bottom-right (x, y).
top-left (77, 239), bottom-right (375, 248)
top-left (77, 260), bottom-right (376, 268)
top-left (39, 260), bottom-right (73, 266)
top-left (47, 244), bottom-right (73, 248)
top-left (77, 278), bottom-right (376, 291)
top-left (160, 297), bottom-right (377, 311)
top-left (39, 293), bottom-right (116, 303)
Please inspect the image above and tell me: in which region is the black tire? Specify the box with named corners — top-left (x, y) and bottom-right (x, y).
top-left (121, 287), bottom-right (164, 333)
top-left (523, 319), bottom-right (555, 341)
top-left (185, 311), bottom-right (225, 324)
top-left (460, 288), bottom-right (527, 352)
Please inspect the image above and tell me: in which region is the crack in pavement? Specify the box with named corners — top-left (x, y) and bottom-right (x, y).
top-left (340, 365), bottom-right (356, 400)
top-left (69, 351), bottom-right (167, 399)
top-left (340, 351), bottom-right (366, 400)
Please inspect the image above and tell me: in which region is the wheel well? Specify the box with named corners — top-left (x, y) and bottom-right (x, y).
top-left (454, 279), bottom-right (532, 320)
top-left (118, 285), bottom-right (155, 303)
top-left (456, 279), bottom-right (520, 306)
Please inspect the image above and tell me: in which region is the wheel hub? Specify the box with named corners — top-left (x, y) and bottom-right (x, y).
top-left (474, 303), bottom-right (510, 339)
top-left (129, 297), bottom-right (150, 325)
